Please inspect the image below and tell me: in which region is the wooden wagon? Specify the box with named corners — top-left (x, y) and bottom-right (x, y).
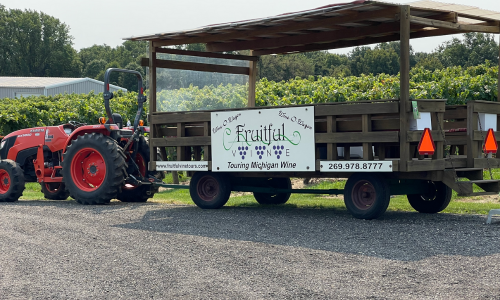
top-left (126, 0), bottom-right (500, 219)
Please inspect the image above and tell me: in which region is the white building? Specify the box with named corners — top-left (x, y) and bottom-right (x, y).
top-left (0, 77), bottom-right (127, 99)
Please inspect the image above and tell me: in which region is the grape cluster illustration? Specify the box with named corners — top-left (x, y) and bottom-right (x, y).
top-left (273, 145), bottom-right (285, 159)
top-left (255, 145), bottom-right (267, 159)
top-left (238, 146), bottom-right (248, 159)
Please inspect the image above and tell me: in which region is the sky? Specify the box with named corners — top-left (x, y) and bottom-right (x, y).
top-left (1, 0), bottom-right (499, 55)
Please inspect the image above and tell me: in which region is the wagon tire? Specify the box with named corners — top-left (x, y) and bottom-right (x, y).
top-left (407, 181), bottom-right (452, 213)
top-left (190, 172), bottom-right (231, 209)
top-left (253, 177), bottom-right (292, 205)
top-left (41, 182), bottom-right (70, 200)
top-left (0, 159), bottom-right (25, 202)
top-left (344, 173), bottom-right (390, 220)
top-left (62, 133), bottom-right (126, 205)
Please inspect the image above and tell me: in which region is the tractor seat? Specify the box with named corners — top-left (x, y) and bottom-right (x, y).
top-left (106, 113), bottom-right (123, 129)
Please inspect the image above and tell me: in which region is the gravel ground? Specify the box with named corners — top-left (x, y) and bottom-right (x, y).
top-left (1, 200), bottom-right (500, 299)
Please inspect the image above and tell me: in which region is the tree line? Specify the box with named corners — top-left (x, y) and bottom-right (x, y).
top-left (0, 5), bottom-right (498, 92)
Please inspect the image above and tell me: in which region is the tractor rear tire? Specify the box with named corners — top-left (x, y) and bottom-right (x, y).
top-left (190, 172), bottom-right (231, 209)
top-left (253, 177), bottom-right (292, 205)
top-left (117, 137), bottom-right (159, 203)
top-left (407, 181), bottom-right (452, 213)
top-left (41, 182), bottom-right (70, 200)
top-left (62, 133), bottom-right (126, 205)
top-left (344, 173), bottom-right (390, 220)
top-left (0, 159), bottom-right (25, 202)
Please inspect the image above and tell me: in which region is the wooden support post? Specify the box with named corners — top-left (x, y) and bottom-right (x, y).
top-left (432, 112), bottom-right (444, 159)
top-left (177, 122), bottom-right (186, 161)
top-left (248, 51), bottom-right (258, 107)
top-left (467, 102), bottom-right (478, 167)
top-left (326, 116), bottom-right (338, 160)
top-left (148, 42), bottom-right (157, 170)
top-left (377, 145), bottom-right (386, 160)
top-left (399, 5), bottom-right (411, 171)
top-left (203, 121), bottom-right (211, 162)
top-left (498, 33), bottom-right (500, 102)
top-left (362, 114), bottom-right (374, 160)
top-left (344, 146), bottom-right (351, 160)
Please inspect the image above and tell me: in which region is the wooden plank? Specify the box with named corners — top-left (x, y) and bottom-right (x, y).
top-left (445, 135), bottom-right (468, 145)
top-left (498, 35), bottom-right (500, 102)
top-left (315, 102), bottom-right (399, 116)
top-left (444, 107), bottom-right (467, 119)
top-left (140, 57), bottom-right (250, 75)
top-left (472, 101), bottom-right (500, 114)
top-left (248, 51), bottom-right (257, 107)
top-left (151, 112), bottom-right (211, 124)
top-left (315, 132), bottom-right (399, 143)
top-left (407, 159), bottom-right (445, 172)
top-left (405, 101), bottom-right (445, 112)
top-left (410, 16), bottom-right (500, 33)
top-left (474, 158), bottom-right (500, 169)
top-left (207, 22), bottom-right (403, 53)
top-left (155, 48), bottom-right (259, 61)
top-left (473, 130), bottom-right (500, 141)
top-left (444, 120), bottom-right (467, 130)
top-left (407, 131), bottom-right (444, 142)
top-left (362, 114), bottom-right (373, 160)
top-left (151, 137), bottom-right (211, 147)
top-left (399, 5), bottom-right (411, 172)
top-left (148, 43), bottom-right (157, 170)
top-left (158, 126), bottom-right (205, 137)
top-left (445, 157), bottom-right (467, 169)
top-left (153, 7), bottom-right (399, 48)
top-left (467, 102), bottom-right (478, 168)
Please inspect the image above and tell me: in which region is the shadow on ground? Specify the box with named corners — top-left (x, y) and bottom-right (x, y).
top-left (109, 203), bottom-right (500, 261)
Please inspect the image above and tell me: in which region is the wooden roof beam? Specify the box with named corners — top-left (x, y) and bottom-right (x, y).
top-left (410, 16), bottom-right (500, 33)
top-left (207, 22), bottom-right (407, 52)
top-left (152, 6), bottom-right (400, 48)
top-left (252, 28), bottom-right (462, 55)
top-left (154, 48), bottom-right (259, 61)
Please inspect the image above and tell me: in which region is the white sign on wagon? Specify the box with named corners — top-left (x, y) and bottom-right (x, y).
top-left (211, 106), bottom-right (315, 172)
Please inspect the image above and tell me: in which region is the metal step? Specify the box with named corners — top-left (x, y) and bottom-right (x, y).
top-left (454, 168), bottom-right (483, 180)
top-left (455, 180), bottom-right (500, 196)
top-left (458, 191), bottom-right (498, 197)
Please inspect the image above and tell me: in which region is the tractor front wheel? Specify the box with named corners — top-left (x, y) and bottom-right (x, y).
top-left (62, 133), bottom-right (126, 205)
top-left (41, 182), bottom-right (70, 200)
top-left (0, 159), bottom-right (25, 202)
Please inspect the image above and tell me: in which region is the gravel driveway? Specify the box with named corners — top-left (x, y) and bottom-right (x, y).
top-left (0, 200), bottom-right (499, 299)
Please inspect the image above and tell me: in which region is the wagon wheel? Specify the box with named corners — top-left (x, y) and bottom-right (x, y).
top-left (189, 172), bottom-right (231, 209)
top-left (344, 173), bottom-right (390, 220)
top-left (407, 181), bottom-right (452, 213)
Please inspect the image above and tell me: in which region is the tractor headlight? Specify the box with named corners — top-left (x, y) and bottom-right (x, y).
top-left (0, 140), bottom-right (5, 150)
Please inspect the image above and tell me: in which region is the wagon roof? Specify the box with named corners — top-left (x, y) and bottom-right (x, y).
top-left (124, 0), bottom-right (500, 55)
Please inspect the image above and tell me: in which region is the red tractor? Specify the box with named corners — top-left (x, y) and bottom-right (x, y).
top-left (0, 68), bottom-right (162, 204)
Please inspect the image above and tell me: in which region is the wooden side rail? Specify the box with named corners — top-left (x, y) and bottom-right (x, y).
top-left (402, 99), bottom-right (446, 171)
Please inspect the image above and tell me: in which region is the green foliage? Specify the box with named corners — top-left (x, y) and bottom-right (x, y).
top-left (0, 91), bottom-right (147, 135)
top-left (155, 63), bottom-right (497, 111)
top-left (0, 5), bottom-right (81, 77)
top-left (437, 33), bottom-right (499, 68)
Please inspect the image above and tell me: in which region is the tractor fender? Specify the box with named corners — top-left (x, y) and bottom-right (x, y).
top-left (64, 125), bottom-right (110, 150)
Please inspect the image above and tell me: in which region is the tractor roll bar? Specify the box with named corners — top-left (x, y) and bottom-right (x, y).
top-left (103, 68), bottom-right (147, 131)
